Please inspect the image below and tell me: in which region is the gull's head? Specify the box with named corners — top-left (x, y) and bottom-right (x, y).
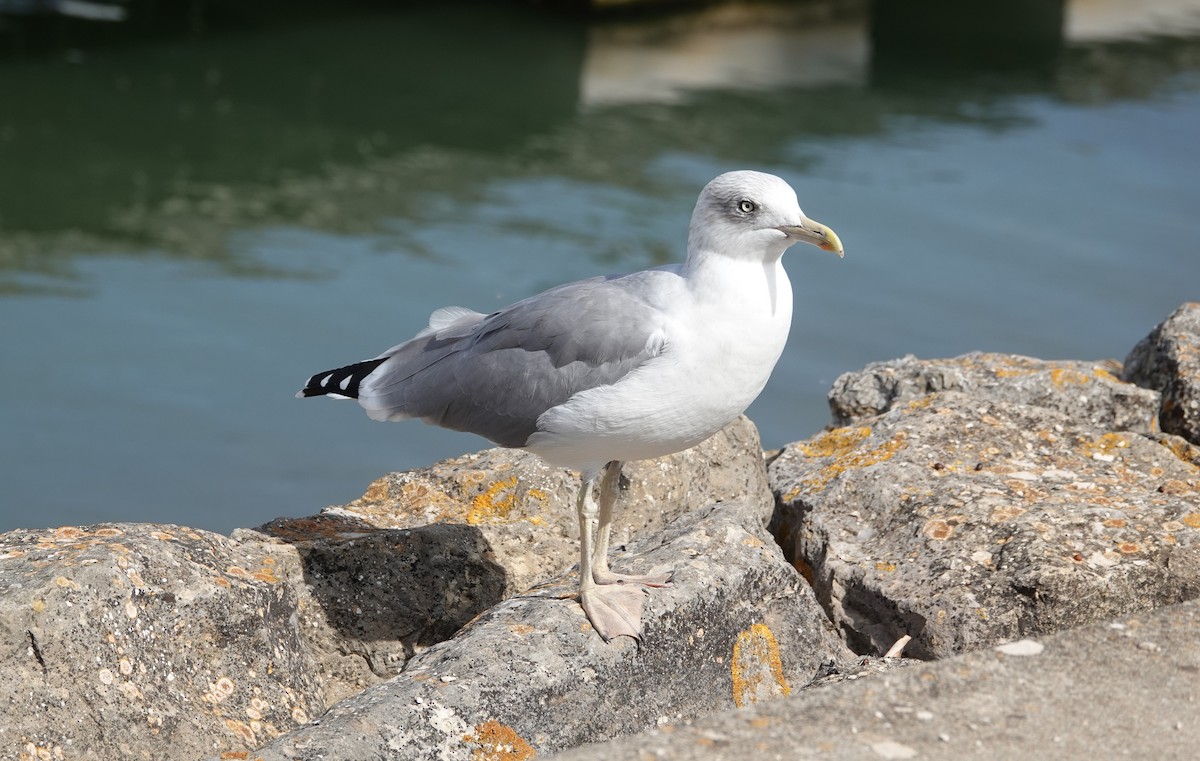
top-left (688, 170), bottom-right (844, 262)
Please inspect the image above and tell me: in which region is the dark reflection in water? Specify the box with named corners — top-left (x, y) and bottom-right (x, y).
top-left (1, 1), bottom-right (1198, 532)
top-left (1, 2), bottom-right (583, 277)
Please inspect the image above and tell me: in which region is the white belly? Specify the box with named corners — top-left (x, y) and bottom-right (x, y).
top-left (527, 260), bottom-right (793, 473)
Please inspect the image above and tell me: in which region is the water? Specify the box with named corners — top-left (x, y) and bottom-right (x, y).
top-left (2, 1), bottom-right (1198, 534)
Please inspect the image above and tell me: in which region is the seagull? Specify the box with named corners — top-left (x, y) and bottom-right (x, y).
top-left (298, 170), bottom-right (843, 641)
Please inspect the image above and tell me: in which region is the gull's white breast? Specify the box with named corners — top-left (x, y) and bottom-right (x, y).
top-left (527, 257), bottom-right (793, 473)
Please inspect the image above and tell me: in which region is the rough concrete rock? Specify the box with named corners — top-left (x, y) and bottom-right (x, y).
top-left (1123, 302), bottom-right (1200, 445)
top-left (240, 521), bottom-right (509, 707)
top-left (254, 416), bottom-right (769, 604)
top-left (231, 417), bottom-right (771, 700)
top-left (0, 418), bottom-right (775, 761)
top-left (770, 390), bottom-right (1200, 659)
top-left (829, 352), bottom-right (1158, 432)
top-left (545, 600), bottom-right (1200, 761)
top-left (240, 500), bottom-right (851, 761)
top-left (0, 525), bottom-right (325, 761)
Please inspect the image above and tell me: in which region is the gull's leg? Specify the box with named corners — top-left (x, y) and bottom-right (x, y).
top-left (576, 469), bottom-right (646, 641)
top-left (591, 460), bottom-right (672, 587)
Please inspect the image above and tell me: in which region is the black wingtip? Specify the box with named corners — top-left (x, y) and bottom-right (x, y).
top-left (298, 357), bottom-right (388, 400)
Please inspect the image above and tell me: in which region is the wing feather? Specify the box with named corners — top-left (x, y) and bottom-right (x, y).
top-left (357, 271), bottom-right (677, 447)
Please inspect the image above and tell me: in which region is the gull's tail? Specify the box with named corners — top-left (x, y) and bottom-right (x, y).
top-left (296, 358), bottom-right (388, 400)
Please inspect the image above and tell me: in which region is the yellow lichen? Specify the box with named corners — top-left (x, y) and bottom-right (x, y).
top-left (731, 623), bottom-right (791, 708)
top-left (798, 426), bottom-right (872, 458)
top-left (787, 429), bottom-right (907, 496)
top-left (1079, 433), bottom-right (1129, 457)
top-left (1051, 367), bottom-right (1091, 386)
top-left (467, 477), bottom-right (520, 525)
top-left (359, 477), bottom-right (391, 502)
top-left (1182, 513), bottom-right (1200, 529)
top-left (462, 719), bottom-right (536, 761)
top-left (1157, 437), bottom-right (1200, 468)
top-left (906, 396), bottom-right (935, 411)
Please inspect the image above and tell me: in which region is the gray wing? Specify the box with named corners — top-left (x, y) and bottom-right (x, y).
top-left (357, 271), bottom-right (674, 447)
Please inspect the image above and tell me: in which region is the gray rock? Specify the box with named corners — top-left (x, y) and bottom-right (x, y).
top-left (0, 524), bottom-right (326, 761)
top-left (545, 599), bottom-right (1200, 761)
top-left (241, 521), bottom-right (510, 707)
top-left (254, 416), bottom-right (770, 601)
top-left (234, 416), bottom-right (772, 694)
top-left (0, 418), bottom-right (784, 761)
top-left (829, 352), bottom-right (1158, 432)
top-left (770, 390), bottom-right (1200, 659)
top-left (1123, 302), bottom-right (1200, 445)
top-left (240, 500), bottom-right (851, 761)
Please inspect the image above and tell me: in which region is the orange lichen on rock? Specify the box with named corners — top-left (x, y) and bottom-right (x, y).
top-left (252, 567), bottom-right (281, 584)
top-left (1079, 433), bottom-right (1130, 458)
top-left (731, 623), bottom-right (791, 708)
top-left (1051, 367), bottom-right (1092, 386)
top-left (1157, 436), bottom-right (1200, 467)
top-left (798, 426), bottom-right (872, 458)
top-left (990, 505), bottom-right (1027, 522)
top-left (359, 477), bottom-right (391, 502)
top-left (786, 428), bottom-right (907, 496)
top-left (467, 477), bottom-right (520, 525)
top-left (922, 519), bottom-right (954, 541)
top-left (462, 719), bottom-right (536, 761)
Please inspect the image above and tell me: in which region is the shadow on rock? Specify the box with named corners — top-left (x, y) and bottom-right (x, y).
top-left (257, 514), bottom-right (508, 678)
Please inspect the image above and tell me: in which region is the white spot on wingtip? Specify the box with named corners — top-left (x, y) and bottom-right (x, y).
top-left (339, 376), bottom-right (352, 391)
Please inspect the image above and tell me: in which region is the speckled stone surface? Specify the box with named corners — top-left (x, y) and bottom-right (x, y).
top-left (828, 352), bottom-right (1159, 432)
top-left (546, 599), bottom-right (1200, 761)
top-left (9, 321), bottom-right (1200, 761)
top-left (1, 418), bottom-right (776, 761)
top-left (1124, 302), bottom-right (1200, 446)
top-left (253, 415), bottom-right (772, 600)
top-left (236, 501), bottom-right (850, 761)
top-left (0, 525), bottom-right (326, 761)
top-left (772, 379), bottom-right (1200, 659)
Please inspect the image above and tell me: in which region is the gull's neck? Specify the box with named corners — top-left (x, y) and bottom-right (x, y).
top-left (682, 244), bottom-right (791, 316)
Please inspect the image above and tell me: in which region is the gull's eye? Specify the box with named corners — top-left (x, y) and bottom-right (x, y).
top-left (737, 199), bottom-right (756, 214)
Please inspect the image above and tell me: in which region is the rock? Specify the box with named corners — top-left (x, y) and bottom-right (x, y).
top-left (544, 600), bottom-right (1200, 761)
top-left (253, 415), bottom-right (771, 603)
top-left (239, 520), bottom-right (509, 706)
top-left (0, 524), bottom-right (326, 761)
top-left (0, 417), bottom-right (779, 761)
top-left (237, 500), bottom-right (851, 761)
top-left (1122, 302), bottom-right (1200, 446)
top-left (828, 352), bottom-right (1158, 433)
top-left (770, 389), bottom-right (1200, 659)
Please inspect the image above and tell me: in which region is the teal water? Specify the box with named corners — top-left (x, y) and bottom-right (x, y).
top-left (2, 2), bottom-right (1198, 533)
